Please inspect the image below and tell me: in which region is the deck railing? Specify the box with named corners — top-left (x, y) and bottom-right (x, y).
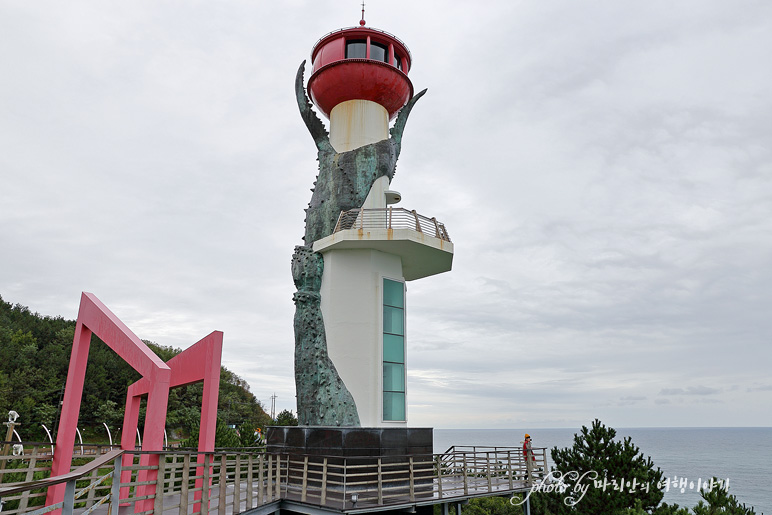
top-left (0, 443), bottom-right (121, 514)
top-left (0, 446), bottom-right (548, 514)
top-left (333, 207), bottom-right (452, 242)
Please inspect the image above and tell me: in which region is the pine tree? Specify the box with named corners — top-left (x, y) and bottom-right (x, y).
top-left (274, 409), bottom-right (299, 426)
top-left (690, 478), bottom-right (756, 515)
top-left (534, 419), bottom-right (664, 515)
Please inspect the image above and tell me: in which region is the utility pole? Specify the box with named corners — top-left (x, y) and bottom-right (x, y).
top-left (270, 393), bottom-right (277, 420)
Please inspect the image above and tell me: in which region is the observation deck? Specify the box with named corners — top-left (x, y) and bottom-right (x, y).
top-left (312, 208), bottom-right (454, 281)
top-left (0, 444), bottom-right (549, 515)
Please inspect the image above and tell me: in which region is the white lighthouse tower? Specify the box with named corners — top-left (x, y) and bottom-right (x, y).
top-left (304, 15), bottom-right (454, 427)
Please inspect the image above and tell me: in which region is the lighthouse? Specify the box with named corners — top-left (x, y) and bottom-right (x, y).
top-left (306, 18), bottom-right (414, 152)
top-left (289, 13), bottom-right (453, 429)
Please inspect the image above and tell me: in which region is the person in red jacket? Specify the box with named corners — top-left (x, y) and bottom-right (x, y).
top-left (523, 433), bottom-right (535, 481)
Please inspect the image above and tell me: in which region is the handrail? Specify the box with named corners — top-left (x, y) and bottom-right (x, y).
top-left (1, 447), bottom-right (548, 514)
top-left (0, 449), bottom-right (122, 497)
top-left (310, 26), bottom-right (413, 63)
top-left (333, 207), bottom-right (452, 242)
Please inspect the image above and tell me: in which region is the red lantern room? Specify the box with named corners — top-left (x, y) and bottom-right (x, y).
top-left (307, 22), bottom-right (413, 121)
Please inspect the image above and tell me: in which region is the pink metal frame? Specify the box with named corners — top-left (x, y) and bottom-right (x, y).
top-left (121, 330), bottom-right (223, 512)
top-left (45, 293), bottom-right (223, 514)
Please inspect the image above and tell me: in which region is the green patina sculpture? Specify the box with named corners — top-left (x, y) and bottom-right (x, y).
top-left (292, 246), bottom-right (359, 426)
top-left (291, 61), bottom-right (425, 426)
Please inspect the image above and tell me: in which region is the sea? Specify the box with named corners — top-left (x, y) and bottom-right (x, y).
top-left (433, 427), bottom-right (771, 514)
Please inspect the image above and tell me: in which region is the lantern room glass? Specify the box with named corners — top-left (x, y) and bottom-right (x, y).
top-left (345, 40), bottom-right (367, 59)
top-left (370, 42), bottom-right (388, 63)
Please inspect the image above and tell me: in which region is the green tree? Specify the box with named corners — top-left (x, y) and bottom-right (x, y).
top-left (94, 400), bottom-right (123, 429)
top-left (273, 409), bottom-right (299, 426)
top-left (236, 421), bottom-right (265, 447)
top-left (620, 500), bottom-right (691, 515)
top-left (181, 418), bottom-right (241, 448)
top-left (532, 419), bottom-right (664, 515)
top-left (464, 496), bottom-right (523, 515)
top-left (691, 478), bottom-right (756, 515)
top-left (652, 502), bottom-right (691, 515)
top-left (0, 295), bottom-right (271, 443)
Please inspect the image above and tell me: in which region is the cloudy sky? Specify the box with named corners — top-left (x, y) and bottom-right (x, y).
top-left (2, 1), bottom-right (770, 429)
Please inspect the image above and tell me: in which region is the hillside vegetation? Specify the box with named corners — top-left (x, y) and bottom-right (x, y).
top-left (0, 294), bottom-right (272, 444)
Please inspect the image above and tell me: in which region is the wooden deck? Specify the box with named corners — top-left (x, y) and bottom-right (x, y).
top-left (0, 445), bottom-right (548, 514)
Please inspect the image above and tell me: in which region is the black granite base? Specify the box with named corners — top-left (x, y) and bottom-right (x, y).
top-left (267, 426), bottom-right (434, 494)
top-left (266, 426), bottom-right (433, 457)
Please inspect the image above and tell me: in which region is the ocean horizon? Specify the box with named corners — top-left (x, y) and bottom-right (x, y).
top-left (433, 427), bottom-right (771, 514)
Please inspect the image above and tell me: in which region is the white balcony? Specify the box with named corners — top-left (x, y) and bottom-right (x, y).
top-left (312, 207), bottom-right (454, 281)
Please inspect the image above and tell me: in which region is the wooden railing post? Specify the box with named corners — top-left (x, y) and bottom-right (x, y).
top-left (377, 457), bottom-right (383, 504)
top-left (267, 455), bottom-right (273, 502)
top-left (343, 458), bottom-right (347, 508)
top-left (108, 454), bottom-right (123, 515)
top-left (409, 456), bottom-right (415, 501)
top-left (486, 452), bottom-right (492, 491)
top-left (18, 445), bottom-right (39, 513)
top-left (62, 479), bottom-right (76, 515)
top-left (507, 450), bottom-right (513, 489)
top-left (274, 455), bottom-right (281, 499)
top-left (234, 453), bottom-right (242, 511)
top-left (247, 454), bottom-right (254, 509)
top-left (218, 454), bottom-right (227, 514)
top-left (462, 454), bottom-right (468, 496)
top-left (258, 454), bottom-right (264, 504)
top-left (179, 453), bottom-right (190, 515)
top-left (200, 453), bottom-right (210, 513)
top-left (85, 466), bottom-right (99, 508)
top-left (436, 455), bottom-right (443, 499)
top-left (321, 457), bottom-right (328, 505)
top-left (301, 455), bottom-right (309, 502)
top-left (154, 453), bottom-right (167, 514)
top-left (412, 210), bottom-right (421, 232)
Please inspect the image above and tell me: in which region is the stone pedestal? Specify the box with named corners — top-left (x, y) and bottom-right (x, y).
top-left (267, 427), bottom-right (434, 495)
top-left (267, 426), bottom-right (432, 457)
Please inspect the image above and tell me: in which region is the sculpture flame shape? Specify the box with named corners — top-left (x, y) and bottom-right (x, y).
top-left (292, 61), bottom-right (425, 426)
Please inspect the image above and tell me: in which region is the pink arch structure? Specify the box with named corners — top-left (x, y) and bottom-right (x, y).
top-left (46, 292), bottom-right (223, 514)
top-left (121, 330), bottom-right (223, 512)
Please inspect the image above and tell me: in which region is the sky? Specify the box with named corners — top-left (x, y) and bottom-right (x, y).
top-left (1, 0), bottom-right (771, 429)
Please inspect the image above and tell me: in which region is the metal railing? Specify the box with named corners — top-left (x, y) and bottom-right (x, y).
top-left (0, 449), bottom-right (120, 515)
top-left (310, 27), bottom-right (413, 62)
top-left (333, 207), bottom-right (452, 242)
top-left (0, 443), bottom-right (122, 514)
top-left (1, 446), bottom-right (547, 514)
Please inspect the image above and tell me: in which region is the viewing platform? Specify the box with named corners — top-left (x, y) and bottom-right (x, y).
top-left (313, 208), bottom-right (454, 281)
top-left (0, 444), bottom-right (549, 515)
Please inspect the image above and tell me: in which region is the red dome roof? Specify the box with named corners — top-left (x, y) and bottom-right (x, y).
top-left (307, 26), bottom-right (414, 120)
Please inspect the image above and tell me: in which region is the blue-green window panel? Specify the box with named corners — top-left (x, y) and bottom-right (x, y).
top-left (383, 306), bottom-right (404, 335)
top-left (383, 279), bottom-right (404, 308)
top-left (383, 334), bottom-right (404, 363)
top-left (383, 392), bottom-right (406, 421)
top-left (383, 362), bottom-right (405, 392)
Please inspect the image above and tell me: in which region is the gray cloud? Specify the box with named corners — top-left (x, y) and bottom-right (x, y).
top-left (746, 385), bottom-right (772, 392)
top-left (659, 387), bottom-right (720, 396)
top-left (1, 0), bottom-right (771, 427)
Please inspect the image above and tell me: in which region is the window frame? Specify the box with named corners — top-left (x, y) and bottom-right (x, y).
top-left (382, 277), bottom-right (406, 422)
top-left (345, 39), bottom-right (367, 59)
